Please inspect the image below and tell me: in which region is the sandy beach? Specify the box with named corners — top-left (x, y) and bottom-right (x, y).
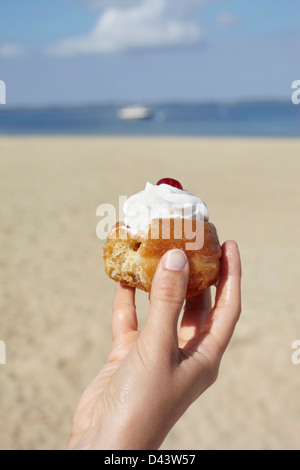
top-left (0, 136), bottom-right (299, 450)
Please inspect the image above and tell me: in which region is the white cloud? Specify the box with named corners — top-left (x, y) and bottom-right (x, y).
top-left (46, 0), bottom-right (203, 56)
top-left (79, 0), bottom-right (139, 9)
top-left (0, 43), bottom-right (26, 58)
top-left (78, 0), bottom-right (210, 10)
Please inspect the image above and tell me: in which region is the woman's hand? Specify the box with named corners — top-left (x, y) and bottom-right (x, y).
top-left (67, 240), bottom-right (241, 450)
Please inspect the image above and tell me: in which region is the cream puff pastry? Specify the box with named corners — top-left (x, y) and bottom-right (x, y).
top-left (103, 179), bottom-right (222, 298)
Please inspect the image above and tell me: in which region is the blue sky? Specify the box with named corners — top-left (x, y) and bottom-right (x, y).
top-left (0, 0), bottom-right (299, 105)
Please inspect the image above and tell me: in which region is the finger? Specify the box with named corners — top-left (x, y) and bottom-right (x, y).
top-left (211, 240), bottom-right (242, 347)
top-left (192, 240), bottom-right (242, 361)
top-left (179, 288), bottom-right (212, 346)
top-left (146, 249), bottom-right (189, 346)
top-left (112, 282), bottom-right (137, 340)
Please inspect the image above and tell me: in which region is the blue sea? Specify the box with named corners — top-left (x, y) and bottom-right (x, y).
top-left (0, 101), bottom-right (299, 137)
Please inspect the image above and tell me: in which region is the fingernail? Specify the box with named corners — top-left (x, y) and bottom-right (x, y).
top-left (163, 249), bottom-right (188, 271)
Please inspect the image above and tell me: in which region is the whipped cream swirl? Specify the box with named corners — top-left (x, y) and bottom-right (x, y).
top-left (123, 182), bottom-right (209, 235)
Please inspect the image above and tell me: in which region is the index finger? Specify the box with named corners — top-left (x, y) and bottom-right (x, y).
top-left (184, 240), bottom-right (241, 363)
top-left (112, 283), bottom-right (137, 340)
top-left (202, 240), bottom-right (242, 357)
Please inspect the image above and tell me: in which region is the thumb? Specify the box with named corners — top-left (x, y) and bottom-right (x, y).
top-left (147, 249), bottom-right (189, 344)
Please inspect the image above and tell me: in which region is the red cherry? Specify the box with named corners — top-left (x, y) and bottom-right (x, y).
top-left (156, 178), bottom-right (183, 190)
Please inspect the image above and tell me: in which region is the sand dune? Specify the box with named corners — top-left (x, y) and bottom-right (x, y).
top-left (0, 136), bottom-right (299, 449)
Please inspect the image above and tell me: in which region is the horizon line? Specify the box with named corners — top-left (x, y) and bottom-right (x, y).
top-left (0, 96), bottom-right (293, 110)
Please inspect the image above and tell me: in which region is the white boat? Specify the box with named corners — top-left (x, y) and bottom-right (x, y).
top-left (117, 105), bottom-right (152, 121)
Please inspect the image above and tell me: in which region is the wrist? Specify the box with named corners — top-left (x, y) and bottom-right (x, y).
top-left (75, 404), bottom-right (176, 450)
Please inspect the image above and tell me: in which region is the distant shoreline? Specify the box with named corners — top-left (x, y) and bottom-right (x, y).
top-left (0, 98), bottom-right (295, 111)
top-left (0, 101), bottom-right (299, 138)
